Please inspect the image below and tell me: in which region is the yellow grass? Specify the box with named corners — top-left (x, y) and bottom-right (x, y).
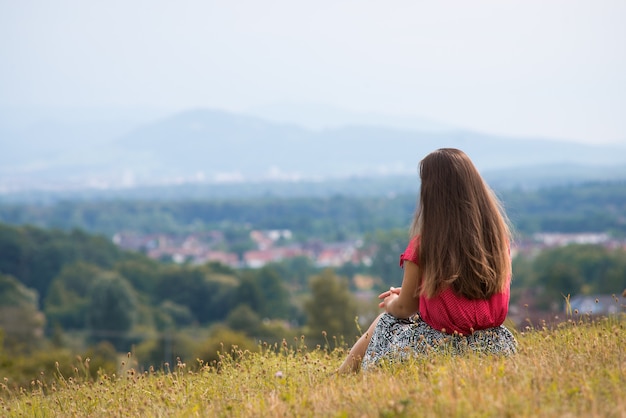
top-left (2, 315), bottom-right (625, 417)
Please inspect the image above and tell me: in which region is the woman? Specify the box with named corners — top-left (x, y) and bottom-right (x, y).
top-left (338, 148), bottom-right (517, 373)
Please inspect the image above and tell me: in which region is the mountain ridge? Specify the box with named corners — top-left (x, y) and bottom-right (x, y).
top-left (2, 107), bottom-right (626, 192)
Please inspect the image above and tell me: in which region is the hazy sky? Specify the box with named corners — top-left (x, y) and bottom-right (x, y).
top-left (1, 0), bottom-right (625, 144)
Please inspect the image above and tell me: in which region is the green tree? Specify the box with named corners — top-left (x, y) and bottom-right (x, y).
top-left (304, 269), bottom-right (359, 346)
top-left (87, 272), bottom-right (138, 351)
top-left (367, 229), bottom-right (408, 289)
top-left (0, 273), bottom-right (45, 353)
top-left (154, 300), bottom-right (195, 328)
top-left (225, 304), bottom-right (262, 336)
top-left (114, 257), bottom-right (161, 296)
top-left (235, 275), bottom-right (266, 316)
top-left (44, 262), bottom-right (102, 329)
top-left (241, 266), bottom-right (291, 319)
top-left (0, 224), bottom-right (126, 306)
top-left (514, 244), bottom-right (626, 311)
top-left (155, 266), bottom-right (238, 323)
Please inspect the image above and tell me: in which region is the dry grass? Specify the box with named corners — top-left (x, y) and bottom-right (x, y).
top-left (2, 315), bottom-right (625, 417)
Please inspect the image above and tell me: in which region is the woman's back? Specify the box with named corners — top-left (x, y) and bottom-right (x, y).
top-left (401, 236), bottom-right (510, 335)
top-left (413, 148), bottom-right (512, 301)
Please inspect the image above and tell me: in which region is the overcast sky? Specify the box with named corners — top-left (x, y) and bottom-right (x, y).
top-left (1, 0), bottom-right (625, 144)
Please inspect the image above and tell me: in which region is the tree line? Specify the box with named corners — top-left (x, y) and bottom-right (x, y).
top-left (0, 222), bottom-right (364, 386)
top-left (1, 221), bottom-right (624, 351)
top-left (0, 181), bottom-right (625, 240)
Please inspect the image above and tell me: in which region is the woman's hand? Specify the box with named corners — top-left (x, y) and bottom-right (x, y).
top-left (379, 260), bottom-right (420, 319)
top-left (378, 286), bottom-right (401, 310)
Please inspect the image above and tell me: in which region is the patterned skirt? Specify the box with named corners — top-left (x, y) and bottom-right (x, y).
top-left (361, 313), bottom-right (518, 371)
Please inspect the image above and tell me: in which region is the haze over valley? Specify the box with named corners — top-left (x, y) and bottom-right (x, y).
top-left (2, 106), bottom-right (626, 196)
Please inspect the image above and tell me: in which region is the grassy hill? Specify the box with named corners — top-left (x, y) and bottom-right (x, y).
top-left (2, 315), bottom-right (624, 417)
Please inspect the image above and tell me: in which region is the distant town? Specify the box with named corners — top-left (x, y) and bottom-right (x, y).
top-left (113, 229), bottom-right (624, 270)
top-left (512, 232), bottom-right (624, 256)
top-left (113, 229), bottom-right (373, 270)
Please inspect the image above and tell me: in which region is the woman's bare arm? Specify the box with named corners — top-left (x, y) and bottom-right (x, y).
top-left (380, 260), bottom-right (420, 319)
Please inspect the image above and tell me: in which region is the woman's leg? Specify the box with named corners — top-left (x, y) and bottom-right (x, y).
top-left (337, 313), bottom-right (384, 374)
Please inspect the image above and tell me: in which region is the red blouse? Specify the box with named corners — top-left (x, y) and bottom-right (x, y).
top-left (399, 237), bottom-right (511, 335)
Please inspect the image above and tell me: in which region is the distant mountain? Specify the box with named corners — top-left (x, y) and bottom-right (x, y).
top-left (1, 106), bottom-right (626, 192)
top-left (112, 108), bottom-right (626, 179)
top-left (113, 109), bottom-right (313, 180)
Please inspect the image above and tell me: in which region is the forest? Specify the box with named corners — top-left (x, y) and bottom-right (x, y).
top-left (0, 180), bottom-right (625, 387)
top-left (1, 180), bottom-right (626, 239)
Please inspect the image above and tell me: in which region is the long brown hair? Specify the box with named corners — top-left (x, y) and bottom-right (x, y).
top-left (410, 148), bottom-right (511, 300)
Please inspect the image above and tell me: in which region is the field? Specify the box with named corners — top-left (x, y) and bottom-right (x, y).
top-left (2, 315), bottom-right (625, 417)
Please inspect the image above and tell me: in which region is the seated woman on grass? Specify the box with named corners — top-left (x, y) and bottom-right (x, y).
top-left (339, 148), bottom-right (517, 373)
